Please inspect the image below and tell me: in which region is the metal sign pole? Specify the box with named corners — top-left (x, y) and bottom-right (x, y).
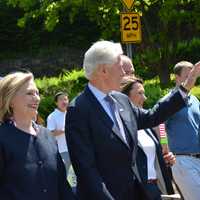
top-left (120, 1), bottom-right (140, 60)
top-left (123, 5), bottom-right (133, 60)
top-left (126, 43), bottom-right (133, 60)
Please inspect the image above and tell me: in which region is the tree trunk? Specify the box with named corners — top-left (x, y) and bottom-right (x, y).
top-left (157, 63), bottom-right (170, 88)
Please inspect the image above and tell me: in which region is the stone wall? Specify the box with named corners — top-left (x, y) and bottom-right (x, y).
top-left (0, 46), bottom-right (85, 77)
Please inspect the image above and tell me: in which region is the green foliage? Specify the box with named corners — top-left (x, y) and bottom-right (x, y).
top-left (2, 0), bottom-right (200, 85)
top-left (140, 0), bottom-right (200, 84)
top-left (133, 48), bottom-right (160, 79)
top-left (36, 68), bottom-right (165, 120)
top-left (5, 0), bottom-right (159, 38)
top-left (191, 86), bottom-right (200, 100)
top-left (175, 37), bottom-right (200, 63)
top-left (144, 76), bottom-right (200, 108)
top-left (35, 68), bottom-right (200, 123)
top-left (36, 69), bottom-right (87, 120)
top-left (38, 96), bottom-right (55, 122)
top-left (133, 37), bottom-right (200, 82)
top-left (0, 0), bottom-right (101, 55)
top-left (143, 77), bottom-right (170, 108)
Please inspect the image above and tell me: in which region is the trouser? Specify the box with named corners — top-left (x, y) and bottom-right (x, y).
top-left (144, 183), bottom-right (162, 200)
top-left (61, 151), bottom-right (77, 188)
top-left (60, 151), bottom-right (71, 174)
top-left (172, 155), bottom-right (200, 200)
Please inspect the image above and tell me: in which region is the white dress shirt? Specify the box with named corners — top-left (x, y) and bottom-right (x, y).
top-left (138, 129), bottom-right (157, 180)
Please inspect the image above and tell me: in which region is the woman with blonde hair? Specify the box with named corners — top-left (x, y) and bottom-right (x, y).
top-left (0, 72), bottom-right (76, 200)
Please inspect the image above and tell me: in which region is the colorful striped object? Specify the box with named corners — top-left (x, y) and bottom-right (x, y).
top-left (159, 123), bottom-right (168, 145)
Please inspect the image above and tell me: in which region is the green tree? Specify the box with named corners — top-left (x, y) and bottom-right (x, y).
top-left (141, 0), bottom-right (200, 86)
top-left (4, 0), bottom-right (200, 85)
top-left (5, 0), bottom-right (157, 38)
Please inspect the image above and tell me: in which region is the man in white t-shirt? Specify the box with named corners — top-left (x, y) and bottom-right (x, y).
top-left (47, 92), bottom-right (71, 173)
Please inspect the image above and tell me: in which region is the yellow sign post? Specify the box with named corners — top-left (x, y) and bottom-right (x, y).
top-left (120, 12), bottom-right (141, 43)
top-left (121, 0), bottom-right (134, 10)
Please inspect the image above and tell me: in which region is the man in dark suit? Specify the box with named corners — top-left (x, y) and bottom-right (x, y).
top-left (65, 41), bottom-right (200, 200)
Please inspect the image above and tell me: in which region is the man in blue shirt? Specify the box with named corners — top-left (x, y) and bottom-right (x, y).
top-left (165, 61), bottom-right (200, 200)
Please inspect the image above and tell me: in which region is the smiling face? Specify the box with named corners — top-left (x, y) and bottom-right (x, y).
top-left (56, 94), bottom-right (69, 112)
top-left (129, 82), bottom-right (147, 108)
top-left (10, 78), bottom-right (40, 121)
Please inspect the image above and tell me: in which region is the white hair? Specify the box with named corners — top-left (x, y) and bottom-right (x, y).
top-left (83, 40), bottom-right (123, 79)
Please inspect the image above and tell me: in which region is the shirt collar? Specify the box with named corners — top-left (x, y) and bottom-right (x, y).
top-left (54, 108), bottom-right (66, 114)
top-left (174, 86), bottom-right (191, 96)
top-left (88, 83), bottom-right (107, 102)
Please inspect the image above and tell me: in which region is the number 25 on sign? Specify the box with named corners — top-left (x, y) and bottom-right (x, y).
top-left (120, 12), bottom-right (141, 43)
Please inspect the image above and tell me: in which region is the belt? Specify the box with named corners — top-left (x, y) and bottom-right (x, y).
top-left (175, 153), bottom-right (200, 158)
top-left (146, 179), bottom-right (158, 184)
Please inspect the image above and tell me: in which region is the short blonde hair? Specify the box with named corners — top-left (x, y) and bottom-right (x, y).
top-left (0, 72), bottom-right (34, 122)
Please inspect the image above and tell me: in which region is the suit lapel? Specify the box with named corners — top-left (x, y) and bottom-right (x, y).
top-left (84, 86), bottom-right (113, 128)
top-left (85, 86), bottom-right (130, 149)
top-left (111, 93), bottom-right (138, 159)
top-left (117, 102), bottom-right (136, 148)
top-left (112, 125), bottom-right (129, 149)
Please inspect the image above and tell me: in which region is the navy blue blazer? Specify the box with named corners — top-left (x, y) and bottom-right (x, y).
top-left (136, 129), bottom-right (174, 194)
top-left (66, 86), bottom-right (185, 200)
top-left (0, 121), bottom-right (75, 200)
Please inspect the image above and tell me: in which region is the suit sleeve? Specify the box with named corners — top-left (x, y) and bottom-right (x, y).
top-left (135, 90), bottom-right (186, 130)
top-left (65, 106), bottom-right (115, 200)
top-left (0, 142), bottom-right (11, 200)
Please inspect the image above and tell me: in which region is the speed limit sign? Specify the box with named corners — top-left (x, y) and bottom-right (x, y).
top-left (120, 12), bottom-right (141, 43)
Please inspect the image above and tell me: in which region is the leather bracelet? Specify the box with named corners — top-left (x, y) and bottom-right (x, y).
top-left (179, 84), bottom-right (189, 93)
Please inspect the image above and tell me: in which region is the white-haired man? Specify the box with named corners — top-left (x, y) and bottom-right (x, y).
top-left (65, 40), bottom-right (200, 200)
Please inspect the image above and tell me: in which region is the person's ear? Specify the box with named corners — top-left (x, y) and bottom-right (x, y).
top-left (10, 99), bottom-right (14, 109)
top-left (9, 103), bottom-right (14, 115)
top-left (98, 64), bottom-right (107, 76)
top-left (175, 74), bottom-right (180, 82)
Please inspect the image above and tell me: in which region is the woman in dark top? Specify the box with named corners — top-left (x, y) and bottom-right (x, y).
top-left (0, 72), bottom-right (75, 200)
top-left (121, 77), bottom-right (176, 200)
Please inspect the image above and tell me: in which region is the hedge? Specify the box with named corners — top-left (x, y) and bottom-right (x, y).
top-left (35, 69), bottom-right (200, 124)
top-left (35, 69), bottom-right (88, 121)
